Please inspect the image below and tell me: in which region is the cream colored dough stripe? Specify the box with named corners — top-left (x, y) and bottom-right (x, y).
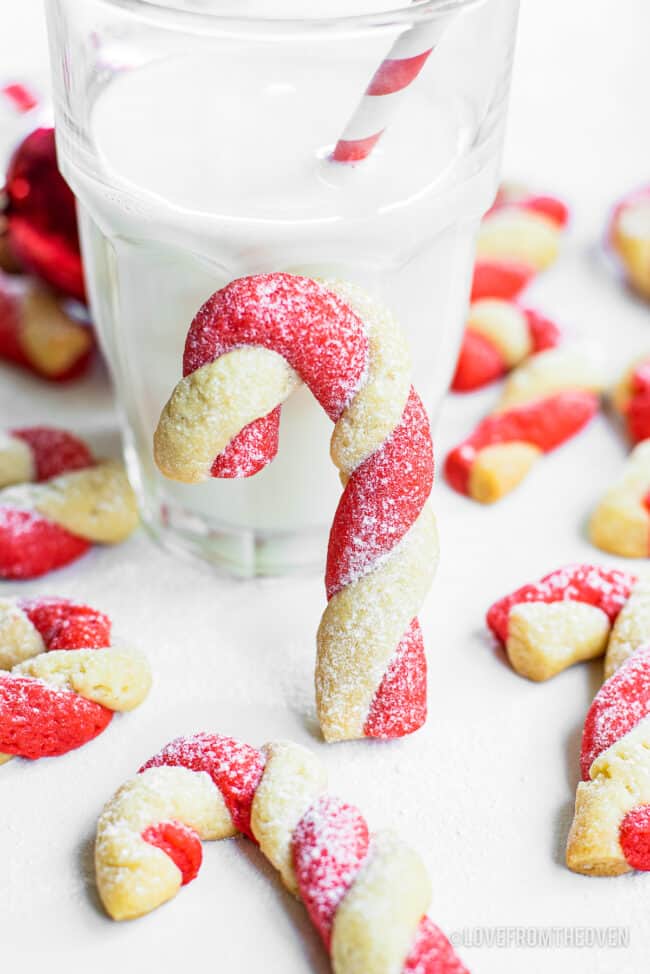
top-left (316, 505), bottom-right (438, 742)
top-left (331, 831), bottom-right (431, 974)
top-left (251, 740), bottom-right (327, 895)
top-left (95, 766), bottom-right (234, 921)
top-left (0, 598), bottom-right (44, 670)
top-left (0, 432), bottom-right (34, 488)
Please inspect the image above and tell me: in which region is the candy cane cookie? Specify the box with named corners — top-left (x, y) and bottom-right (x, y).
top-left (450, 299), bottom-right (560, 392)
top-left (471, 186), bottom-right (569, 302)
top-left (3, 127), bottom-right (86, 303)
top-left (486, 564), bottom-right (637, 681)
top-left (0, 272), bottom-right (94, 380)
top-left (445, 345), bottom-right (604, 503)
top-left (608, 185), bottom-right (650, 301)
top-left (589, 441), bottom-right (650, 558)
top-left (95, 733), bottom-right (468, 974)
top-left (0, 596), bottom-right (151, 764)
top-left (0, 425), bottom-right (138, 578)
top-left (566, 590), bottom-right (650, 874)
top-left (154, 274), bottom-right (438, 743)
top-left (588, 357), bottom-right (650, 557)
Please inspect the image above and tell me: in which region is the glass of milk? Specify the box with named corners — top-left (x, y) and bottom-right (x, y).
top-left (46, 0), bottom-right (519, 576)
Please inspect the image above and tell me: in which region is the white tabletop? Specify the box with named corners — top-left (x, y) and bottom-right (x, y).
top-left (2, 3), bottom-right (650, 973)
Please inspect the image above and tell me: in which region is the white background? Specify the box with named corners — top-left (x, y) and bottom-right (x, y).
top-left (2, 2), bottom-right (650, 973)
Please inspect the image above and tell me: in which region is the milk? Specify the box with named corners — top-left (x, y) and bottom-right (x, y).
top-left (64, 47), bottom-right (499, 573)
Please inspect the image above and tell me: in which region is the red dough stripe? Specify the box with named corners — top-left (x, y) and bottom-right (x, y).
top-left (363, 619), bottom-right (427, 739)
top-left (5, 128), bottom-right (86, 303)
top-left (0, 426), bottom-right (97, 579)
top-left (451, 330), bottom-right (507, 392)
top-left (518, 195), bottom-right (569, 228)
top-left (0, 508), bottom-right (90, 580)
top-left (140, 733), bottom-right (266, 840)
top-left (471, 260), bottom-right (534, 302)
top-left (487, 564), bottom-right (636, 646)
top-left (142, 820), bottom-right (203, 885)
top-left (0, 674), bottom-right (112, 758)
top-left (326, 389), bottom-right (433, 595)
top-left (619, 805), bottom-right (650, 871)
top-left (444, 391), bottom-right (599, 496)
top-left (580, 644), bottom-right (650, 780)
top-left (11, 426), bottom-right (94, 481)
top-left (292, 795), bottom-right (370, 949)
top-left (0, 597), bottom-right (116, 759)
top-left (625, 360), bottom-right (650, 444)
top-left (525, 308), bottom-right (561, 353)
top-left (20, 597), bottom-right (111, 650)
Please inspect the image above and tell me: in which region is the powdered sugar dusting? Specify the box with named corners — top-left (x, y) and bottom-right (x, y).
top-left (292, 794), bottom-right (369, 949)
top-left (581, 643), bottom-right (650, 778)
top-left (363, 618), bottom-right (427, 739)
top-left (20, 597), bottom-right (111, 651)
top-left (327, 389), bottom-right (433, 595)
top-left (167, 273), bottom-right (436, 741)
top-left (0, 673), bottom-right (112, 758)
top-left (11, 427), bottom-right (93, 482)
top-left (445, 392), bottom-right (600, 495)
top-left (140, 733), bottom-right (266, 839)
top-left (487, 563), bottom-right (636, 645)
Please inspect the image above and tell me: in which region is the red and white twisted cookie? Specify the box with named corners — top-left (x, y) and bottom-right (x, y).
top-left (486, 564), bottom-right (637, 681)
top-left (611, 354), bottom-right (650, 445)
top-left (589, 357), bottom-right (650, 557)
top-left (0, 596), bottom-right (150, 763)
top-left (608, 185), bottom-right (650, 302)
top-left (471, 186), bottom-right (569, 302)
top-left (154, 274), bottom-right (438, 742)
top-left (445, 346), bottom-right (604, 503)
top-left (2, 127), bottom-right (86, 303)
top-left (450, 298), bottom-right (561, 393)
top-left (567, 580), bottom-right (650, 874)
top-left (96, 733), bottom-right (467, 974)
top-left (0, 425), bottom-right (137, 578)
top-left (590, 441), bottom-right (650, 558)
top-left (0, 271), bottom-right (94, 380)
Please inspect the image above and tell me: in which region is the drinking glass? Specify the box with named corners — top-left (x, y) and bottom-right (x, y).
top-left (46, 0), bottom-right (519, 576)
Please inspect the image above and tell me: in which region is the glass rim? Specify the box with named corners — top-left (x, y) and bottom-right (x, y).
top-left (92, 0), bottom-right (482, 33)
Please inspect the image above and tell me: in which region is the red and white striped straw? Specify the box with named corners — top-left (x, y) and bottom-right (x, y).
top-left (332, 18), bottom-right (445, 164)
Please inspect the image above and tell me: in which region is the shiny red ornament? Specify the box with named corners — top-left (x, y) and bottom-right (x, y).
top-left (3, 127), bottom-right (85, 303)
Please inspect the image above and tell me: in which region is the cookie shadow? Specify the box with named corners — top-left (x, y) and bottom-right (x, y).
top-left (237, 840), bottom-right (329, 974)
top-left (76, 830), bottom-right (106, 918)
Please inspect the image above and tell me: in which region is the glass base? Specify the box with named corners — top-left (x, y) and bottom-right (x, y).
top-left (139, 496), bottom-right (328, 579)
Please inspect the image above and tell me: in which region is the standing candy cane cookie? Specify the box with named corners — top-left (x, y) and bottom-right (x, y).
top-left (0, 425), bottom-right (138, 578)
top-left (566, 581), bottom-right (650, 875)
top-left (471, 185), bottom-right (569, 302)
top-left (96, 733), bottom-right (468, 974)
top-left (0, 596), bottom-right (150, 764)
top-left (450, 298), bottom-right (561, 392)
top-left (154, 274), bottom-right (438, 743)
top-left (589, 356), bottom-right (650, 557)
top-left (445, 345), bottom-right (604, 503)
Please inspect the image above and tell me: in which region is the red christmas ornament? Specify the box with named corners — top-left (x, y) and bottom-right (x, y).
top-left (3, 127), bottom-right (86, 303)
